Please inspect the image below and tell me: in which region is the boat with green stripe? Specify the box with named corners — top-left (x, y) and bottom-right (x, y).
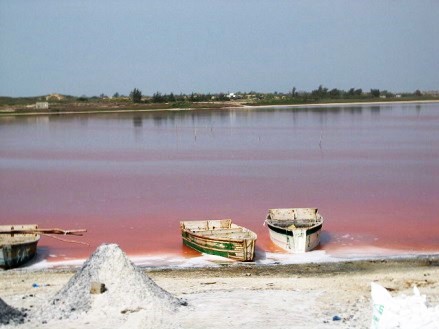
top-left (180, 219), bottom-right (257, 261)
top-left (265, 208), bottom-right (324, 253)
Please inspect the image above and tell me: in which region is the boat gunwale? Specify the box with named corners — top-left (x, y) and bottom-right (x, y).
top-left (0, 234), bottom-right (41, 249)
top-left (180, 219), bottom-right (257, 244)
top-left (181, 227), bottom-right (257, 243)
top-left (265, 208), bottom-right (323, 232)
top-left (265, 220), bottom-right (323, 236)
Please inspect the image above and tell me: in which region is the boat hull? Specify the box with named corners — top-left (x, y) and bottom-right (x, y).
top-left (266, 222), bottom-right (322, 253)
top-left (180, 219), bottom-right (257, 261)
top-left (0, 224), bottom-right (40, 269)
top-left (265, 208), bottom-right (324, 253)
top-left (0, 239), bottom-right (39, 269)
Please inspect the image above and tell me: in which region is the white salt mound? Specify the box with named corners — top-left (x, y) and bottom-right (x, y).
top-left (36, 244), bottom-right (184, 327)
top-left (0, 297), bottom-right (25, 325)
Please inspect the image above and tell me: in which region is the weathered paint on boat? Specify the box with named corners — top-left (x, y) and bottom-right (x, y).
top-left (180, 219), bottom-right (257, 261)
top-left (0, 225), bottom-right (40, 269)
top-left (265, 208), bottom-right (324, 253)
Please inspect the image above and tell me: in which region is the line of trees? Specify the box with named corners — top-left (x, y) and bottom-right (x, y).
top-left (128, 86), bottom-right (426, 104)
top-left (74, 86), bottom-right (428, 105)
top-left (304, 85), bottom-right (407, 100)
top-left (130, 88), bottom-right (142, 103)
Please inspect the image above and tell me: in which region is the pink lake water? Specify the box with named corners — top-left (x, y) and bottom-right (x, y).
top-left (1, 103), bottom-right (438, 266)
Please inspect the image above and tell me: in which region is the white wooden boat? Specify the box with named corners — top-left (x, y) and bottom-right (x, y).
top-left (265, 208), bottom-right (323, 252)
top-left (180, 219), bottom-right (257, 261)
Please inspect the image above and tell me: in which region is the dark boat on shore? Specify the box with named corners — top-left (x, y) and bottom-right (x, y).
top-left (0, 225), bottom-right (40, 269)
top-left (0, 224), bottom-right (87, 269)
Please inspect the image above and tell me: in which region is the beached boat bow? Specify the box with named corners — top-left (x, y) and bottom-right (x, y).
top-left (265, 208), bottom-right (324, 253)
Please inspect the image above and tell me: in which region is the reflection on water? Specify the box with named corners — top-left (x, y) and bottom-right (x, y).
top-left (0, 103), bottom-right (438, 261)
top-left (132, 116), bottom-right (143, 127)
top-left (0, 103), bottom-right (395, 128)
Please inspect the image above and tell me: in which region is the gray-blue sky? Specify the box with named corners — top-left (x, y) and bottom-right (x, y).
top-left (1, 0), bottom-right (438, 97)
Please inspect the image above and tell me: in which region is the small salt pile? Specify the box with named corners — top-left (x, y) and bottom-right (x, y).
top-left (36, 244), bottom-right (184, 327)
top-left (0, 297), bottom-right (25, 325)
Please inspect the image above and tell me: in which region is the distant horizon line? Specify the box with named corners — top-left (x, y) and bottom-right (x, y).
top-left (2, 87), bottom-right (439, 99)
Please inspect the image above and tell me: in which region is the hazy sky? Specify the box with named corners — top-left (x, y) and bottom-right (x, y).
top-left (1, 1), bottom-right (438, 97)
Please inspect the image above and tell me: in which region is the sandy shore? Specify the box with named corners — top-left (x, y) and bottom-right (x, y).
top-left (1, 255), bottom-right (439, 328)
top-left (1, 99), bottom-right (438, 117)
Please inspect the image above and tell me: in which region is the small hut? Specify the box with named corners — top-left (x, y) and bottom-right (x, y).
top-left (36, 102), bottom-right (49, 110)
